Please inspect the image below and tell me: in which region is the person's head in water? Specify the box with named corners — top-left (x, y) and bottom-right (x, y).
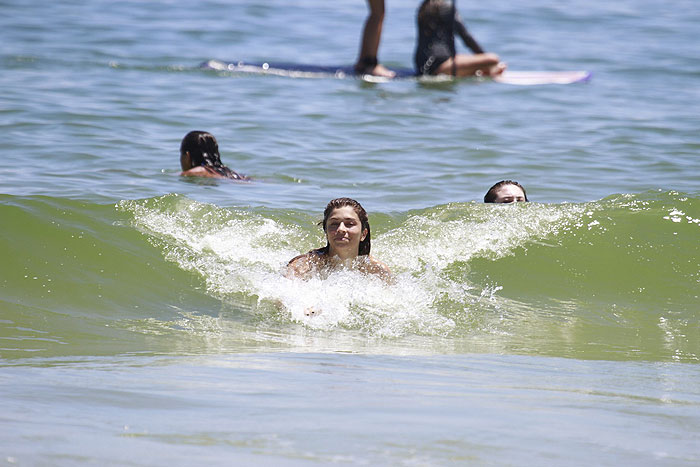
top-left (179, 131), bottom-right (242, 179)
top-left (484, 180), bottom-right (528, 203)
top-left (320, 198), bottom-right (371, 257)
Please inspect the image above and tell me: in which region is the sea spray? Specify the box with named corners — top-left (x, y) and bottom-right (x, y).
top-left (114, 191), bottom-right (699, 360)
top-left (118, 194), bottom-right (455, 337)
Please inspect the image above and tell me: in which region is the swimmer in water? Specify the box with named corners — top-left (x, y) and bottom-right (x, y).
top-left (484, 180), bottom-right (528, 203)
top-left (415, 0), bottom-right (506, 77)
top-left (286, 197), bottom-right (392, 282)
top-left (179, 131), bottom-right (249, 180)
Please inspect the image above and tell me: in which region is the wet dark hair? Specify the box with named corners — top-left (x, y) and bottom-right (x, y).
top-left (417, 0), bottom-right (453, 37)
top-left (484, 180), bottom-right (529, 203)
top-left (180, 130), bottom-right (241, 179)
top-left (418, 0), bottom-right (448, 24)
top-left (319, 198), bottom-right (371, 256)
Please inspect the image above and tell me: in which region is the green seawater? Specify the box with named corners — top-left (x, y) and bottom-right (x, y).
top-left (2, 0), bottom-right (699, 463)
top-left (3, 191), bottom-right (697, 361)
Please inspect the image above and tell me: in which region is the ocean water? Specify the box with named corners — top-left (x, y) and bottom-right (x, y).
top-left (1, 0), bottom-right (699, 465)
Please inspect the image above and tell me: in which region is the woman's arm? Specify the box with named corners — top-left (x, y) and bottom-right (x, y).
top-left (285, 254), bottom-right (312, 280)
top-left (454, 13), bottom-right (485, 54)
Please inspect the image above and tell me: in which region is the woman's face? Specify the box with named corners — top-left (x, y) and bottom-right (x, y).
top-left (325, 205), bottom-right (367, 259)
top-left (492, 184), bottom-right (526, 203)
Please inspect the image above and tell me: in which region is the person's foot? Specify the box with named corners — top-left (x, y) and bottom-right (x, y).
top-left (489, 62), bottom-right (507, 76)
top-left (371, 63), bottom-right (396, 78)
top-left (355, 62), bottom-right (396, 78)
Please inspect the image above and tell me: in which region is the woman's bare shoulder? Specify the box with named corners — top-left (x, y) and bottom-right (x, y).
top-left (364, 255), bottom-right (393, 282)
top-left (286, 250), bottom-right (326, 279)
top-left (180, 166), bottom-right (223, 178)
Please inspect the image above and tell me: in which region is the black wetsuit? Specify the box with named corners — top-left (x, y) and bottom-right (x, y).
top-left (414, 1), bottom-right (485, 75)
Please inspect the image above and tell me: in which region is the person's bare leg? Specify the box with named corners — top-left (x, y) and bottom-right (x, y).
top-left (355, 0), bottom-right (395, 77)
top-left (435, 53), bottom-right (506, 77)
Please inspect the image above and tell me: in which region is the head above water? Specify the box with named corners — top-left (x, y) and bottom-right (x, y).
top-left (321, 198), bottom-right (371, 256)
top-left (180, 130), bottom-right (243, 180)
top-left (179, 131), bottom-right (248, 181)
top-left (180, 131), bottom-right (222, 169)
top-left (484, 180), bottom-right (528, 203)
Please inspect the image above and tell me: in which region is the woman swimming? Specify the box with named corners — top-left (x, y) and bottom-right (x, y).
top-left (286, 198), bottom-right (391, 282)
top-left (179, 131), bottom-right (249, 180)
top-left (414, 0), bottom-right (506, 77)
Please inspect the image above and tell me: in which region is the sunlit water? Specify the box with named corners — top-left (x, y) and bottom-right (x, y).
top-left (1, 0), bottom-right (699, 464)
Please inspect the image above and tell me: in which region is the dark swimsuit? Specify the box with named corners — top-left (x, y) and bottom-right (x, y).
top-left (414, 2), bottom-right (485, 75)
top-left (205, 165), bottom-right (249, 181)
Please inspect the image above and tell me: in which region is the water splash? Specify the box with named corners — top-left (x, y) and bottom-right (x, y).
top-left (118, 195), bottom-right (597, 339)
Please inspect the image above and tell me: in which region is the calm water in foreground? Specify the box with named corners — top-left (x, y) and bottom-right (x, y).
top-left (1, 0), bottom-right (699, 465)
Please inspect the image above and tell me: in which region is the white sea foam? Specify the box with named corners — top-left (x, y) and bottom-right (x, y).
top-left (119, 196), bottom-right (601, 338)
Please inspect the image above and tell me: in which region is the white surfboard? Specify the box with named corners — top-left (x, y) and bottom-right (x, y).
top-left (202, 60), bottom-right (592, 85)
top-left (493, 70), bottom-right (592, 85)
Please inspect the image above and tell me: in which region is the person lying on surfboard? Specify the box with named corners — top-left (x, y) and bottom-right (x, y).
top-left (484, 180), bottom-right (528, 203)
top-left (179, 131), bottom-right (249, 181)
top-left (286, 198), bottom-right (392, 283)
top-left (415, 0), bottom-right (506, 77)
